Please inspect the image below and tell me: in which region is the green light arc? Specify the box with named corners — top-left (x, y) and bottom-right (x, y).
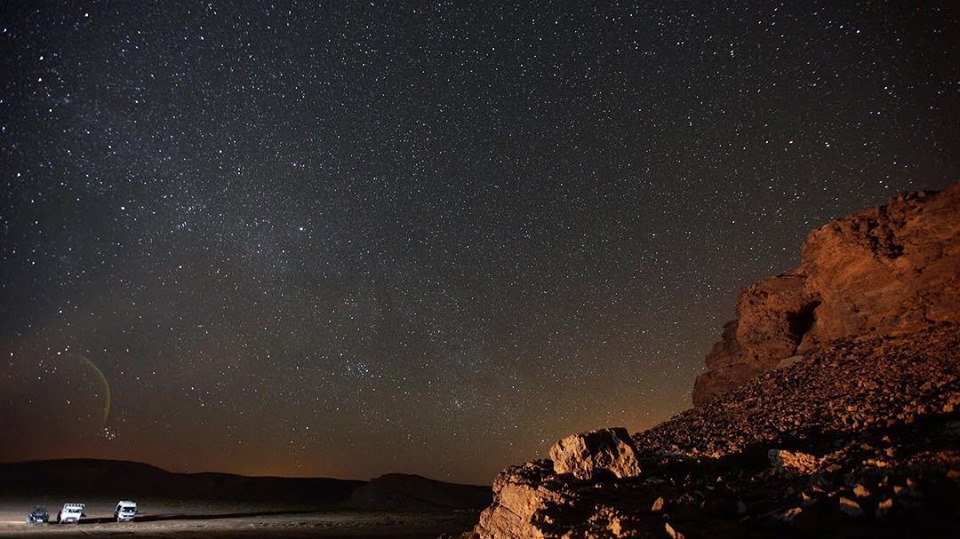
top-left (66, 354), bottom-right (111, 425)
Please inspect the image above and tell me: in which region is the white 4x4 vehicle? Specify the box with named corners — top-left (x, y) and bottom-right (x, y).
top-left (57, 503), bottom-right (84, 524)
top-left (114, 501), bottom-right (137, 522)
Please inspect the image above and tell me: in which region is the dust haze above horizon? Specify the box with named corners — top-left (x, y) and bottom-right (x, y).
top-left (1, 1), bottom-right (958, 484)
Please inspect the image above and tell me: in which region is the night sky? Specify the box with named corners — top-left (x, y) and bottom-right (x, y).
top-left (1, 1), bottom-right (958, 484)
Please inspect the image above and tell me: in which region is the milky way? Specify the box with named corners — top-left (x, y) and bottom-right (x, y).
top-left (1, 1), bottom-right (958, 483)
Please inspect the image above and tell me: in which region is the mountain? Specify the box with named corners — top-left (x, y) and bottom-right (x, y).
top-left (467, 184), bottom-right (960, 538)
top-left (0, 459), bottom-right (489, 511)
top-left (0, 459), bottom-right (362, 505)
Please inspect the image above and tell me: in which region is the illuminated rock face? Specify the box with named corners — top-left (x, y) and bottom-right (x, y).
top-left (549, 428), bottom-right (641, 481)
top-left (472, 430), bottom-right (641, 539)
top-left (693, 183), bottom-right (960, 406)
top-left (473, 460), bottom-right (575, 539)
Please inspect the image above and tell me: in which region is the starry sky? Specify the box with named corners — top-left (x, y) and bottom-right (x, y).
top-left (1, 1), bottom-right (958, 485)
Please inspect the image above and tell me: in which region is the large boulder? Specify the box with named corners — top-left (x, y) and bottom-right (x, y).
top-left (473, 460), bottom-right (575, 539)
top-left (548, 427), bottom-right (641, 481)
top-left (472, 428), bottom-right (641, 537)
top-left (693, 184), bottom-right (960, 405)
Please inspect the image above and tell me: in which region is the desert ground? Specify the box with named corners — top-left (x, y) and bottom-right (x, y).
top-left (0, 498), bottom-right (477, 538)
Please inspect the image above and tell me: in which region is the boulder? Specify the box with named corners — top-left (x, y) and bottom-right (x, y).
top-left (839, 497), bottom-right (865, 518)
top-left (549, 428), bottom-right (641, 481)
top-left (473, 460), bottom-right (574, 539)
top-left (768, 449), bottom-right (820, 476)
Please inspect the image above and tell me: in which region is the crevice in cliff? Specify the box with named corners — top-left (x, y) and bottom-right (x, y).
top-left (867, 211), bottom-right (905, 259)
top-left (786, 301), bottom-right (820, 350)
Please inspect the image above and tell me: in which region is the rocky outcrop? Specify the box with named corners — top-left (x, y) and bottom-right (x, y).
top-left (469, 184), bottom-right (960, 539)
top-left (694, 184), bottom-right (960, 405)
top-left (549, 428), bottom-right (641, 481)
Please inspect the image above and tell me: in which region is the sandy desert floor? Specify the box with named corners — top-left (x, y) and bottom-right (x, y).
top-left (0, 498), bottom-right (477, 538)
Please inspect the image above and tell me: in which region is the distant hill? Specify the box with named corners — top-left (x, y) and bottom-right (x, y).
top-left (344, 473), bottom-right (491, 511)
top-left (0, 459), bottom-right (484, 510)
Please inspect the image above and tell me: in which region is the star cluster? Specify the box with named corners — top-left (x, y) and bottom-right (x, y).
top-left (1, 1), bottom-right (958, 483)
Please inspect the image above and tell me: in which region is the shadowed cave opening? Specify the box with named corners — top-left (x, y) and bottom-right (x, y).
top-left (787, 301), bottom-right (820, 343)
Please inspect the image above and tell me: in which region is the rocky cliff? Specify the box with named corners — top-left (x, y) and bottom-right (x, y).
top-left (467, 184), bottom-right (960, 539)
top-left (694, 184), bottom-right (960, 405)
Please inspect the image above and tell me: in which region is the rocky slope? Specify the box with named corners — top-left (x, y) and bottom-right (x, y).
top-left (694, 183), bottom-right (960, 405)
top-left (467, 184), bottom-right (960, 538)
